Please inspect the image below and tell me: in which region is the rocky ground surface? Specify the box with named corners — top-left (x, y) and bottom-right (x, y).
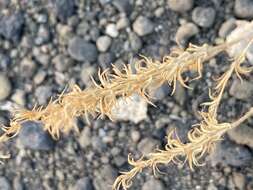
top-left (0, 0), bottom-right (253, 190)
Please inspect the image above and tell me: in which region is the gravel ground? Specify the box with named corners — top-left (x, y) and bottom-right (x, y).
top-left (0, 0), bottom-right (253, 190)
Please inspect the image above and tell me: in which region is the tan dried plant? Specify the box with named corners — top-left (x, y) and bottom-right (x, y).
top-left (0, 30), bottom-right (253, 190)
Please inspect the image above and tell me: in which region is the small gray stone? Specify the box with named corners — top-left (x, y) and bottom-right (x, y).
top-left (78, 127), bottom-right (92, 148)
top-left (209, 141), bottom-right (252, 167)
top-left (192, 7), bottom-right (216, 28)
top-left (142, 178), bottom-right (165, 190)
top-left (131, 130), bottom-right (141, 142)
top-left (129, 32), bottom-right (142, 51)
top-left (232, 172), bottom-right (245, 190)
top-left (35, 25), bottom-right (51, 45)
top-left (18, 121), bottom-right (54, 151)
top-left (133, 16), bottom-right (154, 36)
top-left (96, 36), bottom-right (112, 52)
top-left (0, 177), bottom-right (11, 190)
top-left (0, 74), bottom-right (11, 101)
top-left (52, 54), bottom-right (73, 72)
top-left (116, 17), bottom-right (129, 30)
top-left (106, 23), bottom-right (119, 38)
top-left (0, 11), bottom-right (24, 43)
top-left (234, 0), bottom-right (253, 19)
top-left (93, 165), bottom-right (117, 190)
top-left (168, 0), bottom-right (193, 12)
top-left (175, 22), bottom-right (199, 47)
top-left (68, 37), bottom-right (98, 62)
top-left (72, 177), bottom-right (94, 190)
top-left (228, 124), bottom-right (253, 149)
top-left (35, 85), bottom-right (52, 105)
top-left (53, 0), bottom-right (75, 22)
top-left (11, 90), bottom-right (26, 106)
top-left (20, 58), bottom-right (36, 77)
top-left (112, 0), bottom-right (132, 14)
top-left (138, 137), bottom-right (160, 155)
top-left (229, 79), bottom-right (253, 100)
top-left (218, 19), bottom-right (236, 38)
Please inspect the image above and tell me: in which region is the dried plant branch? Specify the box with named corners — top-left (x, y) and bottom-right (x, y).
top-left (1, 42), bottom-right (233, 141)
top-left (112, 38), bottom-right (253, 190)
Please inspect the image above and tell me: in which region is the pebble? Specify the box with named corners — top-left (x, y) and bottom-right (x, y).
top-left (53, 0), bottom-right (75, 22)
top-left (96, 36), bottom-right (112, 52)
top-left (138, 137), bottom-right (160, 155)
top-left (0, 177), bottom-right (11, 190)
top-left (234, 0), bottom-right (253, 19)
top-left (142, 178), bottom-right (165, 190)
top-left (112, 0), bottom-right (132, 14)
top-left (175, 22), bottom-right (199, 47)
top-left (34, 85), bottom-right (52, 105)
top-left (52, 54), bottom-right (72, 72)
top-left (34, 70), bottom-right (47, 85)
top-left (93, 165), bottom-right (117, 190)
top-left (72, 177), bottom-right (94, 190)
top-left (20, 58), bottom-right (36, 77)
top-left (130, 130), bottom-right (141, 142)
top-left (228, 124), bottom-right (253, 148)
top-left (229, 79), bottom-right (253, 100)
top-left (209, 141), bottom-right (252, 167)
top-left (35, 25), bottom-right (51, 45)
top-left (133, 16), bottom-right (154, 36)
top-left (232, 172), bottom-right (245, 190)
top-left (218, 19), bottom-right (236, 38)
top-left (0, 11), bottom-right (25, 43)
top-left (78, 127), bottom-right (92, 148)
top-left (0, 74), bottom-right (11, 101)
top-left (68, 37), bottom-right (98, 62)
top-left (106, 23), bottom-right (119, 38)
top-left (18, 121), bottom-right (55, 151)
top-left (167, 0), bottom-right (193, 12)
top-left (11, 90), bottom-right (26, 106)
top-left (116, 17), bottom-right (129, 30)
top-left (112, 94), bottom-right (148, 124)
top-left (192, 7), bottom-right (216, 28)
top-left (128, 31), bottom-right (142, 51)
top-left (80, 64), bottom-right (96, 86)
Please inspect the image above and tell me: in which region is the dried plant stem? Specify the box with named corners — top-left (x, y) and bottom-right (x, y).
top-left (1, 42), bottom-right (235, 140)
top-left (113, 38), bottom-right (253, 190)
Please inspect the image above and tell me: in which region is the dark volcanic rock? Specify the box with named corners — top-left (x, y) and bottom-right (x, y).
top-left (18, 121), bottom-right (54, 151)
top-left (0, 12), bottom-right (25, 43)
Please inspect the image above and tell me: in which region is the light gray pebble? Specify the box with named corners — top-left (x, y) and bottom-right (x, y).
top-left (234, 0), bottom-right (253, 19)
top-left (96, 36), bottom-right (112, 52)
top-left (93, 165), bottom-right (117, 190)
top-left (34, 70), bottom-right (47, 85)
top-left (0, 74), bottom-right (11, 101)
top-left (106, 23), bottom-right (119, 38)
top-left (129, 32), bottom-right (142, 51)
top-left (218, 18), bottom-right (236, 38)
top-left (192, 7), bottom-right (216, 28)
top-left (142, 178), bottom-right (165, 190)
top-left (168, 0), bottom-right (193, 12)
top-left (133, 16), bottom-right (154, 36)
top-left (35, 85), bottom-right (52, 105)
top-left (52, 54), bottom-right (73, 72)
top-left (175, 22), bottom-right (199, 46)
top-left (138, 137), bottom-right (160, 155)
top-left (68, 37), bottom-right (98, 62)
top-left (78, 127), bottom-right (92, 148)
top-left (229, 79), bottom-right (253, 100)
